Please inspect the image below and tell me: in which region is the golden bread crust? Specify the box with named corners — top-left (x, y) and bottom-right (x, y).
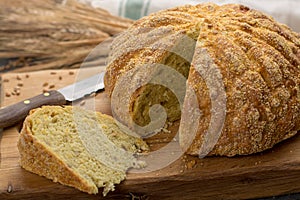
top-left (104, 3), bottom-right (300, 156)
top-left (186, 4), bottom-right (300, 156)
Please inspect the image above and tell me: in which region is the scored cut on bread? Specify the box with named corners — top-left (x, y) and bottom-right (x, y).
top-left (104, 3), bottom-right (300, 156)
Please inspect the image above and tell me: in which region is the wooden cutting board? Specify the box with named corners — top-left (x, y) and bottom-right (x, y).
top-left (0, 67), bottom-right (300, 200)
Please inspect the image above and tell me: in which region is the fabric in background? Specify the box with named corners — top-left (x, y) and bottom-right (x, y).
top-left (80, 0), bottom-right (300, 32)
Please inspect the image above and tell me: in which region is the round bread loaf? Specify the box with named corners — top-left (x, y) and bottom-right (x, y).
top-left (104, 3), bottom-right (300, 156)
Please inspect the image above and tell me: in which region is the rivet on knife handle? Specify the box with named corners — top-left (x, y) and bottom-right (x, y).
top-left (0, 90), bottom-right (66, 129)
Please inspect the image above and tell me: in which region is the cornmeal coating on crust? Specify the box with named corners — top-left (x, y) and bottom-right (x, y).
top-left (104, 3), bottom-right (300, 156)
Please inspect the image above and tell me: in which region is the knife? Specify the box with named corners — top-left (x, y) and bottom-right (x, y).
top-left (0, 71), bottom-right (105, 129)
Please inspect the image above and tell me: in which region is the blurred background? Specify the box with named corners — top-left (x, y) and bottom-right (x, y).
top-left (82, 0), bottom-right (300, 31)
top-left (0, 0), bottom-right (299, 74)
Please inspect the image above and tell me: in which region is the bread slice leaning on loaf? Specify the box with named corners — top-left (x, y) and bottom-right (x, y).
top-left (104, 3), bottom-right (300, 156)
top-left (17, 106), bottom-right (149, 195)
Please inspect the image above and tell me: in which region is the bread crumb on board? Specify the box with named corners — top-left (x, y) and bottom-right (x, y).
top-left (180, 155), bottom-right (198, 172)
top-left (5, 92), bottom-right (11, 97)
top-left (16, 75), bottom-right (22, 80)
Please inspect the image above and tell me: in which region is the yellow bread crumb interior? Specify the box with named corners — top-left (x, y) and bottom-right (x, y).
top-left (18, 106), bottom-right (148, 195)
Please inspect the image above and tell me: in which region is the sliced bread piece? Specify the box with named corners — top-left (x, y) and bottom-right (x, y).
top-left (17, 106), bottom-right (149, 195)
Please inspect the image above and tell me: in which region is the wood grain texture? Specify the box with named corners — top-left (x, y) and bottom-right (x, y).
top-left (0, 90), bottom-right (66, 128)
top-left (0, 67), bottom-right (300, 200)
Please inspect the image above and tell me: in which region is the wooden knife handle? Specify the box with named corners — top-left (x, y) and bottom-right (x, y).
top-left (0, 90), bottom-right (66, 129)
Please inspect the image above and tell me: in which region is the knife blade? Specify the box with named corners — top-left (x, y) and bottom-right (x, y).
top-left (0, 71), bottom-right (105, 129)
